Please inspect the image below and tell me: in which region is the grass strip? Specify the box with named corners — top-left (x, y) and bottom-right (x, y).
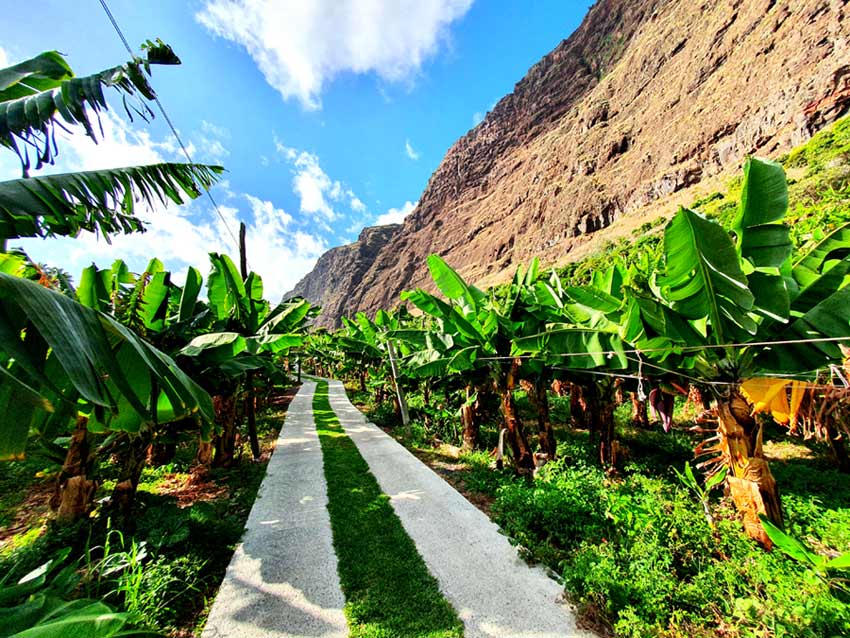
top-left (313, 381), bottom-right (463, 638)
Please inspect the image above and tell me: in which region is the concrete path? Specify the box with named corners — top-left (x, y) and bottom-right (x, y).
top-left (325, 379), bottom-right (592, 638)
top-left (203, 380), bottom-right (347, 638)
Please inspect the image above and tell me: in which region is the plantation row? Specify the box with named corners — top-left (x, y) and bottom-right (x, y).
top-left (0, 43), bottom-right (316, 634)
top-left (309, 155), bottom-right (850, 548)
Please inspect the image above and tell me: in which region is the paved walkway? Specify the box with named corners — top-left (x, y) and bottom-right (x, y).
top-left (203, 380), bottom-right (347, 638)
top-left (326, 380), bottom-right (590, 638)
top-left (204, 379), bottom-right (590, 638)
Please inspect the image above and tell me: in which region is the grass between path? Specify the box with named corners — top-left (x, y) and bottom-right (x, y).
top-left (313, 381), bottom-right (464, 638)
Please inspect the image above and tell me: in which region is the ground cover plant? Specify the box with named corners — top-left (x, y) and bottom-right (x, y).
top-left (0, 398), bottom-right (291, 635)
top-left (313, 380), bottom-right (463, 638)
top-left (352, 392), bottom-right (850, 638)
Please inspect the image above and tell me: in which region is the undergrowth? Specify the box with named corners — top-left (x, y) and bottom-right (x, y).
top-left (0, 402), bottom-right (287, 636)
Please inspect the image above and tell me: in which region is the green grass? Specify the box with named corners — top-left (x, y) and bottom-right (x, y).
top-left (312, 381), bottom-right (463, 638)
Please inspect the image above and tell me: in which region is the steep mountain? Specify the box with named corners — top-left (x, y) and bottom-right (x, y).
top-left (289, 0), bottom-right (850, 327)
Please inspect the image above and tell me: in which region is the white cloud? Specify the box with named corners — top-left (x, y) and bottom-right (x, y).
top-left (0, 46), bottom-right (9, 68)
top-left (405, 139), bottom-right (420, 161)
top-left (374, 200), bottom-right (417, 226)
top-left (291, 151), bottom-right (337, 220)
top-left (350, 196), bottom-right (366, 213)
top-left (275, 139), bottom-right (366, 219)
top-left (294, 231), bottom-right (327, 257)
top-left (472, 111), bottom-right (483, 126)
top-left (196, 0), bottom-right (474, 109)
top-left (200, 120), bottom-right (230, 139)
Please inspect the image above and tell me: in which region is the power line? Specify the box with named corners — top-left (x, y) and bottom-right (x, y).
top-left (96, 0), bottom-right (243, 259)
top-left (474, 335), bottom-right (850, 362)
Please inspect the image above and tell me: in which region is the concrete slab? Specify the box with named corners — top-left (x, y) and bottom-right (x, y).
top-left (203, 381), bottom-right (348, 638)
top-left (325, 379), bottom-right (593, 638)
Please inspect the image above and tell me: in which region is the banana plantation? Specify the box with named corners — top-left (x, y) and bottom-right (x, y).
top-left (2, 35), bottom-right (850, 638)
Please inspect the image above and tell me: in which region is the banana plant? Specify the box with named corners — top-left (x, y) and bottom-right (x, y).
top-left (511, 261), bottom-right (638, 466)
top-left (0, 41), bottom-right (222, 243)
top-left (401, 255), bottom-right (556, 468)
top-left (0, 258), bottom-right (213, 522)
top-left (74, 257), bottom-right (212, 515)
top-left (179, 253), bottom-right (314, 465)
top-left (628, 157), bottom-right (850, 544)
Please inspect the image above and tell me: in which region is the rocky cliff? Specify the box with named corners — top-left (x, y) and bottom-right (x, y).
top-left (290, 0), bottom-right (850, 328)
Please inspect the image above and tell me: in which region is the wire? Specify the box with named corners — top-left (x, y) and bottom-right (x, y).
top-left (96, 0), bottom-right (243, 259)
top-left (474, 335), bottom-right (850, 362)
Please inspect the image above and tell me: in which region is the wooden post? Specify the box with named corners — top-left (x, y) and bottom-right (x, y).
top-left (386, 340), bottom-right (410, 431)
top-left (240, 222), bottom-right (260, 460)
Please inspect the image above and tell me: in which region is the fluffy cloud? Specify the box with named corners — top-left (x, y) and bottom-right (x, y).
top-left (472, 111), bottom-right (484, 126)
top-left (3, 109), bottom-right (325, 301)
top-left (275, 138), bottom-right (366, 221)
top-left (374, 200), bottom-right (417, 226)
top-left (350, 196), bottom-right (366, 213)
top-left (405, 139), bottom-right (420, 161)
top-left (196, 0), bottom-right (474, 109)
top-left (0, 46), bottom-right (9, 68)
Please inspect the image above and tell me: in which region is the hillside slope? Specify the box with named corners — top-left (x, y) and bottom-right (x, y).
top-left (289, 0), bottom-right (850, 327)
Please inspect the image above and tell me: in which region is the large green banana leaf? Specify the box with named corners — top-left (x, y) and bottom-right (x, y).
top-left (0, 163), bottom-right (223, 241)
top-left (512, 325), bottom-right (628, 369)
top-left (0, 273), bottom-right (213, 460)
top-left (756, 285), bottom-right (850, 374)
top-left (658, 207), bottom-right (756, 344)
top-left (178, 266), bottom-right (203, 322)
top-left (207, 253), bottom-right (250, 324)
top-left (0, 51), bottom-right (73, 101)
top-left (790, 222), bottom-right (850, 313)
top-left (1, 42), bottom-right (179, 173)
top-left (733, 157), bottom-right (793, 321)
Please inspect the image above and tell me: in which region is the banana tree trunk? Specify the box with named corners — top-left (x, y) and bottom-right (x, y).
top-left (51, 416), bottom-right (97, 523)
top-left (461, 384), bottom-right (481, 451)
top-left (534, 377), bottom-right (557, 459)
top-left (246, 371), bottom-right (260, 461)
top-left (213, 392), bottom-right (240, 468)
top-left (716, 389), bottom-right (783, 546)
top-left (825, 417), bottom-right (850, 473)
top-left (148, 422), bottom-right (178, 466)
top-left (496, 359), bottom-right (534, 470)
top-left (630, 392), bottom-right (649, 428)
top-left (569, 383), bottom-right (588, 429)
top-left (110, 430), bottom-right (153, 524)
top-left (585, 382), bottom-right (617, 468)
top-left (598, 400), bottom-right (617, 467)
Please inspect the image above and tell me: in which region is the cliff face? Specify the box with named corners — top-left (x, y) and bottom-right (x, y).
top-left (286, 224), bottom-right (401, 322)
top-left (291, 0), bottom-right (850, 328)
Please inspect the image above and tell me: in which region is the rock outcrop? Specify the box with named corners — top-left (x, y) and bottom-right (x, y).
top-left (286, 224), bottom-right (401, 322)
top-left (290, 0), bottom-right (850, 328)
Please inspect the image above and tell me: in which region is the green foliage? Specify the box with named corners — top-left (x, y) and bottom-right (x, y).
top-left (0, 547), bottom-right (159, 637)
top-left (0, 163), bottom-right (223, 242)
top-left (484, 430), bottom-right (850, 638)
top-left (313, 381), bottom-right (463, 638)
top-left (0, 272), bottom-right (214, 460)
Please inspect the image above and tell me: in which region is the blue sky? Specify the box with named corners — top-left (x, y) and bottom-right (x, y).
top-left (1, 0), bottom-right (592, 299)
